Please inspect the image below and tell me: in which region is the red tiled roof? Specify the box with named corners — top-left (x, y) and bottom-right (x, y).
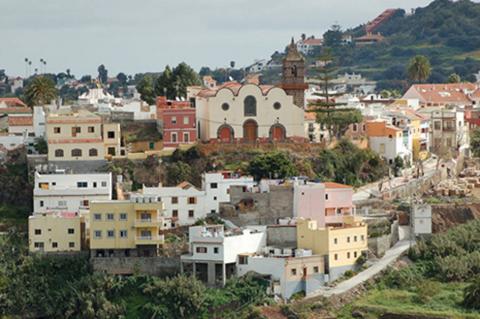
top-left (8, 116), bottom-right (33, 126)
top-left (0, 98), bottom-right (27, 107)
top-left (411, 83), bottom-right (477, 105)
top-left (324, 182), bottom-right (352, 189)
top-left (303, 38), bottom-right (323, 46)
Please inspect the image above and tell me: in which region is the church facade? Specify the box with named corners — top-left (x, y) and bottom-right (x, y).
top-left (191, 39), bottom-right (307, 143)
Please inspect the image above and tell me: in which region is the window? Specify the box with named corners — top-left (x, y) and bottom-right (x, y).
top-left (210, 183), bottom-right (218, 189)
top-left (188, 197), bottom-right (196, 204)
top-left (92, 182), bottom-right (97, 188)
top-left (334, 238), bottom-right (338, 244)
top-left (171, 116), bottom-right (177, 124)
top-left (434, 121), bottom-right (441, 130)
top-left (72, 127), bottom-right (81, 136)
top-left (334, 254), bottom-right (338, 261)
top-left (347, 252), bottom-right (351, 259)
top-left (69, 242), bottom-right (75, 248)
top-left (68, 228), bottom-right (75, 234)
top-left (172, 210), bottom-right (178, 218)
top-left (171, 197), bottom-right (178, 204)
top-left (196, 246), bottom-right (207, 253)
top-left (188, 210), bottom-right (194, 218)
top-left (54, 127), bottom-right (61, 134)
top-left (183, 132), bottom-right (189, 143)
top-left (347, 236), bottom-right (350, 243)
top-left (94, 213), bottom-right (101, 221)
top-left (107, 230), bottom-right (115, 238)
top-left (213, 196), bottom-right (217, 201)
top-left (183, 116), bottom-right (189, 125)
top-left (244, 96), bottom-right (257, 116)
top-left (361, 235), bottom-right (365, 241)
top-left (354, 251), bottom-right (358, 258)
top-left (325, 194), bottom-right (329, 200)
top-left (291, 268), bottom-right (297, 276)
top-left (39, 201), bottom-right (44, 207)
top-left (58, 200), bottom-right (66, 207)
top-left (52, 242), bottom-right (58, 248)
top-left (214, 247), bottom-right (219, 254)
top-left (71, 149), bottom-right (82, 157)
top-left (273, 102), bottom-right (281, 110)
top-left (55, 149), bottom-right (64, 157)
top-left (107, 147), bottom-right (116, 156)
top-left (354, 236), bottom-right (357, 242)
top-left (89, 148), bottom-right (98, 157)
top-left (120, 230), bottom-right (128, 238)
top-left (119, 213), bottom-right (127, 221)
top-left (379, 143), bottom-right (386, 154)
top-left (149, 142), bottom-right (155, 150)
top-left (88, 126), bottom-right (95, 133)
top-left (34, 242), bottom-right (44, 248)
top-left (94, 230), bottom-right (102, 238)
top-left (34, 229), bottom-right (41, 235)
top-left (101, 181), bottom-right (107, 187)
top-left (107, 213), bottom-right (114, 221)
top-left (107, 131), bottom-right (115, 138)
top-left (222, 103), bottom-right (229, 111)
top-left (352, 123), bottom-right (358, 132)
top-left (313, 266), bottom-right (319, 273)
top-left (238, 255), bottom-right (248, 264)
top-left (81, 200), bottom-right (89, 207)
top-left (77, 182), bottom-right (88, 188)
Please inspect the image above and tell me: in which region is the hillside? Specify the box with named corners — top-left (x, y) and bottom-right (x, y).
top-left (294, 0), bottom-right (480, 92)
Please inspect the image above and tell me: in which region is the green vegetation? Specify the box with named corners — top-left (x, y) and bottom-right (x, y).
top-left (407, 55), bottom-right (432, 83)
top-left (247, 151), bottom-right (298, 181)
top-left (471, 127), bottom-right (480, 157)
top-left (24, 75), bottom-right (57, 106)
top-left (312, 139), bottom-right (387, 187)
top-left (0, 229), bottom-right (271, 318)
top-left (336, 220), bottom-right (480, 318)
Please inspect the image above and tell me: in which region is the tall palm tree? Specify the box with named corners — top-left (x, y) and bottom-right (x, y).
top-left (24, 76), bottom-right (58, 107)
top-left (407, 55), bottom-right (431, 83)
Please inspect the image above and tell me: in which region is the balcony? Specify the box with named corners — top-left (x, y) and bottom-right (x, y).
top-left (135, 235), bottom-right (164, 245)
top-left (134, 218), bottom-right (162, 228)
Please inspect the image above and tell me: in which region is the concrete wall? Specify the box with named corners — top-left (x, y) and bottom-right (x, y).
top-left (225, 185), bottom-right (294, 226)
top-left (368, 234), bottom-right (391, 258)
top-left (267, 226), bottom-right (297, 248)
top-left (92, 256), bottom-right (180, 276)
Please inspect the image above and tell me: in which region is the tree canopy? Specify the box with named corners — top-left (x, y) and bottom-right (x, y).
top-left (407, 55), bottom-right (432, 83)
top-left (24, 76), bottom-right (57, 106)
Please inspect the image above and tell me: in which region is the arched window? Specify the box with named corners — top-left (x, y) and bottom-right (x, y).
top-left (273, 102), bottom-right (281, 110)
top-left (221, 103), bottom-right (229, 111)
top-left (71, 149), bottom-right (82, 157)
top-left (244, 96), bottom-right (257, 117)
top-left (55, 149), bottom-right (64, 157)
top-left (89, 148), bottom-right (98, 157)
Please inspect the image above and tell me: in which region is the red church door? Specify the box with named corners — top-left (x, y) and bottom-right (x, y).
top-left (218, 125), bottom-right (233, 142)
top-left (270, 125), bottom-right (286, 142)
top-left (243, 120), bottom-right (258, 142)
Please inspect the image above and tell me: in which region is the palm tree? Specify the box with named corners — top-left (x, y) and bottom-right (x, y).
top-left (407, 55), bottom-right (431, 83)
top-left (24, 76), bottom-right (58, 107)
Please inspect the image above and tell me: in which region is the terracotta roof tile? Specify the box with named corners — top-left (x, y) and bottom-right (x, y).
top-left (324, 182), bottom-right (352, 189)
top-left (8, 116), bottom-right (33, 126)
top-left (0, 98), bottom-right (27, 107)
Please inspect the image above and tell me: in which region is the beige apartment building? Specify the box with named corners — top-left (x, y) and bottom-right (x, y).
top-left (89, 195), bottom-right (165, 257)
top-left (46, 109), bottom-right (124, 161)
top-left (28, 212), bottom-right (83, 253)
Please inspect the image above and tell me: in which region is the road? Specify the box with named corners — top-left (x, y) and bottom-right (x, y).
top-left (353, 158), bottom-right (438, 203)
top-left (306, 240), bottom-right (412, 298)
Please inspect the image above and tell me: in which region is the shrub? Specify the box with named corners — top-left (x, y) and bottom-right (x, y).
top-left (463, 276), bottom-right (480, 310)
top-left (414, 280), bottom-right (441, 304)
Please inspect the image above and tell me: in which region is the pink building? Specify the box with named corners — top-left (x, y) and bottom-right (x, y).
top-left (156, 96), bottom-right (197, 148)
top-left (294, 181), bottom-right (355, 227)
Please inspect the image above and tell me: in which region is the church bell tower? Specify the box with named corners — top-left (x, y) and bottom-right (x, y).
top-left (281, 37), bottom-right (308, 108)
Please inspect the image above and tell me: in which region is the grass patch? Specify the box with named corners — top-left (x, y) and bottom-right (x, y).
top-left (351, 283), bottom-right (480, 318)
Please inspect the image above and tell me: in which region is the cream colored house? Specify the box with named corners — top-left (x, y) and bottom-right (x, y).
top-left (46, 109), bottom-right (124, 161)
top-left (89, 195), bottom-right (165, 257)
top-left (296, 217), bottom-right (367, 281)
top-left (29, 212), bottom-right (82, 253)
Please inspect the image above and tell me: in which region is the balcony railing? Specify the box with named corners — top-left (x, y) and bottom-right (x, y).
top-left (135, 235), bottom-right (164, 243)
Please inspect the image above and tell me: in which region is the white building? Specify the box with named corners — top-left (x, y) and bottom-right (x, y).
top-left (111, 100), bottom-right (156, 121)
top-left (34, 172), bottom-right (112, 214)
top-left (33, 106), bottom-right (46, 138)
top-left (237, 247), bottom-right (325, 299)
top-left (7, 114), bottom-right (34, 137)
top-left (181, 224), bottom-right (267, 286)
top-left (142, 181), bottom-right (207, 228)
top-left (412, 204), bottom-right (432, 235)
top-left (296, 37), bottom-right (322, 56)
top-left (142, 172), bottom-right (255, 227)
top-left (202, 172), bottom-right (255, 214)
top-left (247, 59), bottom-right (268, 73)
top-left (366, 120), bottom-right (412, 165)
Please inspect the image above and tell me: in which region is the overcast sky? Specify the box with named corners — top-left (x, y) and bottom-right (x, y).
top-left (1, 0), bottom-right (434, 77)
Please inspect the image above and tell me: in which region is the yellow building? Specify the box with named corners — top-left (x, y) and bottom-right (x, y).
top-left (46, 109), bottom-right (124, 161)
top-left (89, 196), bottom-right (165, 257)
top-left (29, 212), bottom-right (82, 253)
top-left (296, 216), bottom-right (367, 281)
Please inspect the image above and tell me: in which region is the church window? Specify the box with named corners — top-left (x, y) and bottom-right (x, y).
top-left (222, 103), bottom-right (229, 111)
top-left (244, 96), bottom-right (256, 116)
top-left (273, 102), bottom-right (281, 110)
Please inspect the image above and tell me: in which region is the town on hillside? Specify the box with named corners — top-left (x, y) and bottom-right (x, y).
top-left (2, 1), bottom-right (480, 318)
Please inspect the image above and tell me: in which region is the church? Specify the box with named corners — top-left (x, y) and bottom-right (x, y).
top-left (189, 39), bottom-right (307, 143)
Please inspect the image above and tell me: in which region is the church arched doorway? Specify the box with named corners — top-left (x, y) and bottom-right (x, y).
top-left (217, 124), bottom-right (234, 143)
top-left (243, 120), bottom-right (258, 142)
top-left (269, 124), bottom-right (286, 142)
